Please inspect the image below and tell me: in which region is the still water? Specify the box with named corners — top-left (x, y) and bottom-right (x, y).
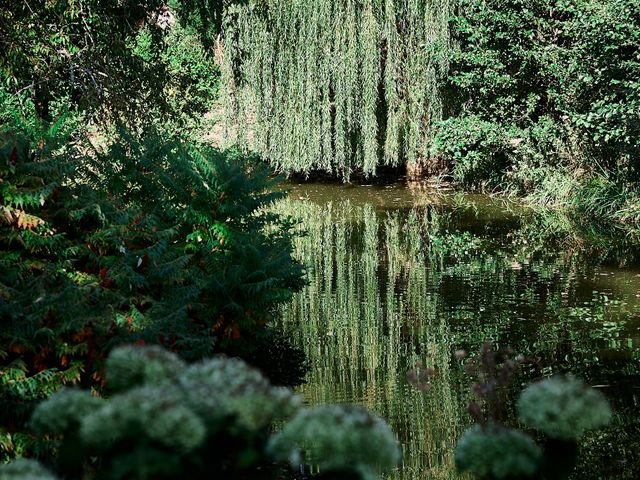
top-left (273, 182), bottom-right (640, 479)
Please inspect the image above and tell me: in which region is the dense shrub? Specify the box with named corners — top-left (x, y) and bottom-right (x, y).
top-left (27, 345), bottom-right (301, 478)
top-left (0, 1), bottom-right (220, 129)
top-left (0, 113), bottom-right (304, 458)
top-left (0, 0), bottom-right (306, 466)
top-left (435, 0), bottom-right (640, 221)
top-left (518, 375), bottom-right (612, 441)
top-left (454, 424), bottom-right (542, 480)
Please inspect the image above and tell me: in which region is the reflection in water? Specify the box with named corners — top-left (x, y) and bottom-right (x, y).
top-left (273, 184), bottom-right (640, 479)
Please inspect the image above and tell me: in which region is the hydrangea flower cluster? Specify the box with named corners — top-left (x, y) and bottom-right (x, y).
top-left (79, 386), bottom-right (206, 453)
top-left (29, 388), bottom-right (104, 435)
top-left (268, 405), bottom-right (401, 480)
top-left (105, 344), bottom-right (186, 391)
top-left (15, 346), bottom-right (401, 479)
top-left (0, 458), bottom-right (58, 480)
top-left (24, 345), bottom-right (304, 477)
top-left (77, 346), bottom-right (298, 450)
top-left (455, 373), bottom-right (613, 479)
top-left (179, 356), bottom-right (301, 431)
top-left (454, 424), bottom-right (542, 480)
top-left (517, 375), bottom-right (612, 440)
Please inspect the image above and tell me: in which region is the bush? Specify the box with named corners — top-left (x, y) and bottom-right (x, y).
top-left (0, 114), bottom-right (305, 459)
top-left (431, 115), bottom-right (512, 189)
top-left (436, 0), bottom-right (640, 221)
top-left (454, 366), bottom-right (612, 479)
top-left (0, 1), bottom-right (221, 130)
top-left (1, 0), bottom-right (305, 466)
top-left (30, 345), bottom-right (300, 478)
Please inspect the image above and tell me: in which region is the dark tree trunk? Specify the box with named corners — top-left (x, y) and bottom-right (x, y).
top-left (34, 80), bottom-right (51, 122)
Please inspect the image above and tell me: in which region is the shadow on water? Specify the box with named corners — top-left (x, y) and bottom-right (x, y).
top-left (272, 182), bottom-right (640, 480)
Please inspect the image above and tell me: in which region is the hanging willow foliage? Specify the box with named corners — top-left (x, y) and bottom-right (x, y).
top-left (223, 0), bottom-right (452, 180)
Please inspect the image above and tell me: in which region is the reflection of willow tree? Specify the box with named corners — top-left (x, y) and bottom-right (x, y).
top-left (223, 0), bottom-right (452, 179)
top-left (273, 196), bottom-right (640, 479)
top-left (274, 201), bottom-right (465, 479)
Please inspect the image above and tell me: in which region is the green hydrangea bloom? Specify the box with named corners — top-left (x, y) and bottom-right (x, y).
top-left (79, 354), bottom-right (298, 455)
top-left (268, 405), bottom-right (401, 480)
top-left (105, 345), bottom-right (186, 391)
top-left (455, 424), bottom-right (542, 480)
top-left (80, 386), bottom-right (205, 453)
top-left (517, 375), bottom-right (612, 440)
top-left (178, 356), bottom-right (301, 431)
top-left (30, 388), bottom-right (105, 435)
top-left (0, 459), bottom-right (58, 480)
top-left (26, 348), bottom-right (335, 479)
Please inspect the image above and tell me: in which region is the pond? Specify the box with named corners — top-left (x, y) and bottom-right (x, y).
top-left (272, 182), bottom-right (640, 480)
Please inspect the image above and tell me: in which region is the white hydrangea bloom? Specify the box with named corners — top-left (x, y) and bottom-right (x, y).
top-left (455, 424), bottom-right (542, 479)
top-left (268, 405), bottom-right (401, 480)
top-left (0, 459), bottom-right (58, 480)
top-left (30, 388), bottom-right (104, 435)
top-left (178, 356), bottom-right (301, 431)
top-left (106, 345), bottom-right (186, 391)
top-left (80, 386), bottom-right (205, 453)
top-left (517, 375), bottom-right (612, 440)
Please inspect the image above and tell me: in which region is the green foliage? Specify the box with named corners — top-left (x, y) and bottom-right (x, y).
top-left (75, 128), bottom-right (305, 352)
top-left (223, 0), bottom-right (452, 179)
top-left (22, 345), bottom-right (398, 480)
top-left (0, 112), bottom-right (304, 460)
top-left (0, 0), bottom-right (305, 468)
top-left (129, 5), bottom-right (221, 134)
top-left (561, 0), bottom-right (640, 157)
top-left (268, 405), bottom-right (401, 480)
top-left (226, 0), bottom-right (639, 217)
top-left (517, 375), bottom-right (612, 441)
top-left (0, 1), bottom-right (220, 131)
top-left (454, 424), bottom-right (542, 480)
top-left (430, 115), bottom-right (512, 190)
top-left (0, 113), bottom-right (89, 431)
top-left (0, 0), bottom-right (165, 122)
top-left (435, 0), bottom-right (640, 221)
top-left (162, 19), bottom-right (220, 127)
top-left (175, 0), bottom-right (229, 46)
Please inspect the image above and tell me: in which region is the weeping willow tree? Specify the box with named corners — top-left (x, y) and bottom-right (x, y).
top-left (223, 0), bottom-right (452, 180)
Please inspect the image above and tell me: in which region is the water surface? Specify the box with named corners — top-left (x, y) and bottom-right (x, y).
top-left (273, 182), bottom-right (640, 479)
